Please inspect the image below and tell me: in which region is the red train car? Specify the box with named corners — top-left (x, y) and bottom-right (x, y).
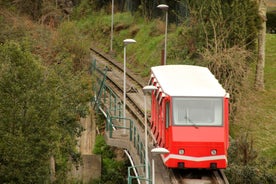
top-left (149, 65), bottom-right (229, 169)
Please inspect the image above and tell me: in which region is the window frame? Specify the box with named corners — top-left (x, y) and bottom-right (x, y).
top-left (171, 97), bottom-right (224, 127)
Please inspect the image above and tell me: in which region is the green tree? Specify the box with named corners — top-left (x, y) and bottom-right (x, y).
top-left (184, 0), bottom-right (260, 52)
top-left (0, 41), bottom-right (55, 183)
top-left (0, 41), bottom-right (91, 183)
top-left (255, 0), bottom-right (267, 91)
top-left (93, 135), bottom-right (128, 184)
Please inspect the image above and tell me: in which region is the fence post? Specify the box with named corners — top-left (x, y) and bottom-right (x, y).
top-left (134, 127), bottom-right (136, 147)
top-left (129, 120), bottom-right (133, 141)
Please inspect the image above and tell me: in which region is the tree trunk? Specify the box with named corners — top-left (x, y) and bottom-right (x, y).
top-left (255, 0), bottom-right (267, 91)
top-left (50, 155), bottom-right (56, 183)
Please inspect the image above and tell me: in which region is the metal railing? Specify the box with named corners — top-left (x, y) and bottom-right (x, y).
top-left (91, 59), bottom-right (151, 184)
top-left (128, 165), bottom-right (151, 184)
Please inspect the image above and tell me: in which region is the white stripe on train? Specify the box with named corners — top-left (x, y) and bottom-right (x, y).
top-left (162, 154), bottom-right (227, 163)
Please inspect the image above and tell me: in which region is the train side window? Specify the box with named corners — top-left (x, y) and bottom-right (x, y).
top-left (165, 101), bottom-right (170, 128)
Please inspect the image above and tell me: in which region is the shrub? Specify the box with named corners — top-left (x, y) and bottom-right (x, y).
top-left (93, 135), bottom-right (128, 183)
top-left (267, 11), bottom-right (276, 33)
top-left (226, 133), bottom-right (276, 183)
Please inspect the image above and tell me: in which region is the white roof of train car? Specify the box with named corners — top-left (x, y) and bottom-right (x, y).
top-left (150, 65), bottom-right (227, 97)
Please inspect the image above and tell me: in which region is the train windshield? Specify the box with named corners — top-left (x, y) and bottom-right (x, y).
top-left (172, 97), bottom-right (223, 126)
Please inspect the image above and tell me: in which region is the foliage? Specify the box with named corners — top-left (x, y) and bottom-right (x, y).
top-left (47, 53), bottom-right (91, 183)
top-left (226, 134), bottom-right (276, 183)
top-left (0, 41), bottom-right (54, 183)
top-left (226, 163), bottom-right (276, 184)
top-left (267, 11), bottom-right (276, 33)
top-left (0, 3), bottom-right (94, 182)
top-left (0, 10), bottom-right (27, 44)
top-left (0, 0), bottom-right (12, 7)
top-left (93, 135), bottom-right (128, 183)
top-left (39, 0), bottom-right (63, 27)
top-left (201, 46), bottom-right (252, 117)
top-left (0, 0), bottom-right (72, 25)
top-left (0, 39), bottom-right (91, 183)
top-left (53, 21), bottom-right (91, 71)
top-left (93, 135), bottom-right (115, 158)
top-left (101, 158), bottom-right (126, 184)
top-left (227, 133), bottom-right (258, 165)
top-left (72, 0), bottom-right (94, 18)
top-left (184, 0), bottom-right (260, 52)
top-left (12, 0), bottom-right (43, 20)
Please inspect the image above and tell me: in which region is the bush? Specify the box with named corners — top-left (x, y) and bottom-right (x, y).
top-left (226, 164), bottom-right (276, 184)
top-left (53, 21), bottom-right (91, 71)
top-left (93, 135), bottom-right (114, 158)
top-left (93, 135), bottom-right (128, 183)
top-left (225, 133), bottom-right (276, 183)
top-left (267, 11), bottom-right (276, 33)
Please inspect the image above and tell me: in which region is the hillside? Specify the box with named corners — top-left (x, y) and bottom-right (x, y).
top-left (0, 1), bottom-right (275, 183)
top-left (267, 0), bottom-right (276, 7)
top-left (233, 34), bottom-right (276, 160)
top-left (86, 10), bottom-right (276, 175)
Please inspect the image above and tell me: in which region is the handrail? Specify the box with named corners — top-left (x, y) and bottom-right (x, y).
top-left (91, 59), bottom-right (150, 184)
top-left (128, 165), bottom-right (151, 184)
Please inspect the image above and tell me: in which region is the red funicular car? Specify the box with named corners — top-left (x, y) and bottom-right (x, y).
top-left (149, 65), bottom-right (229, 169)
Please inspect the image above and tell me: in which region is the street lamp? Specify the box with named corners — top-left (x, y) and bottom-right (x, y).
top-left (123, 39), bottom-right (136, 134)
top-left (110, 0), bottom-right (114, 52)
top-left (157, 4), bottom-right (169, 65)
top-left (143, 85), bottom-right (158, 184)
top-left (151, 147), bottom-right (170, 184)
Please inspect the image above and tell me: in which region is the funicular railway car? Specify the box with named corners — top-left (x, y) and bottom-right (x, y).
top-left (149, 65), bottom-right (229, 169)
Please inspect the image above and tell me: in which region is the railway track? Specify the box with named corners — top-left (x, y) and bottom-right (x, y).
top-left (90, 47), bottom-right (229, 184)
top-left (170, 169), bottom-right (229, 184)
top-left (90, 47), bottom-right (146, 128)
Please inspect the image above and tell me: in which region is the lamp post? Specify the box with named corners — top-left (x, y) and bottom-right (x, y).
top-left (123, 39), bottom-right (136, 134)
top-left (151, 147), bottom-right (170, 184)
top-left (110, 0), bottom-right (114, 52)
top-left (157, 4), bottom-right (169, 65)
top-left (143, 85), bottom-right (158, 184)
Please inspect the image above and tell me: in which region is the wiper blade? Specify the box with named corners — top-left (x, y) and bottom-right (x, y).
top-left (184, 116), bottom-right (198, 129)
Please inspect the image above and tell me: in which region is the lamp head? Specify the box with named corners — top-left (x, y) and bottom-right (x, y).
top-left (143, 85), bottom-right (158, 95)
top-left (157, 4), bottom-right (169, 11)
top-left (123, 39), bottom-right (136, 46)
top-left (151, 147), bottom-right (170, 154)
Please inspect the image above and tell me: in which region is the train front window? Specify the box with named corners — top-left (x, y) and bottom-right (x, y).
top-left (172, 97), bottom-right (223, 126)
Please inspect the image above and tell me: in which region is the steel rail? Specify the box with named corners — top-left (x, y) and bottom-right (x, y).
top-left (90, 47), bottom-right (156, 143)
top-left (90, 47), bottom-right (145, 88)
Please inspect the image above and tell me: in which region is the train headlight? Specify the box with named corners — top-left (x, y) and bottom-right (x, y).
top-left (211, 149), bottom-right (217, 155)
top-left (178, 149), bottom-right (185, 155)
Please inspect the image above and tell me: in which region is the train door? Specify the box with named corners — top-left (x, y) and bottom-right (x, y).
top-left (151, 91), bottom-right (158, 135)
top-left (164, 99), bottom-right (170, 148)
top-left (157, 99), bottom-right (163, 146)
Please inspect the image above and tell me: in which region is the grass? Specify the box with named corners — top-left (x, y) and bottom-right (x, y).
top-left (77, 11), bottom-right (171, 77)
top-left (265, 34), bottom-right (276, 91)
top-left (257, 34), bottom-right (276, 157)
top-left (232, 34), bottom-right (276, 163)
